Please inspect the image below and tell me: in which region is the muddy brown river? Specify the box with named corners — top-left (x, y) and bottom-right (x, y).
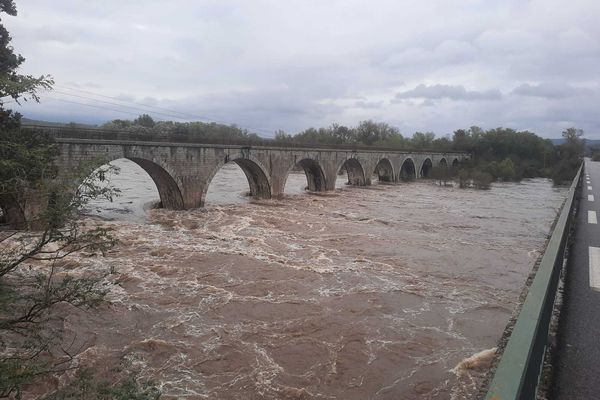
top-left (36, 160), bottom-right (567, 399)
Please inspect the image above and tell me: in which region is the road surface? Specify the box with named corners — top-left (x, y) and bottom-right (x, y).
top-left (553, 159), bottom-right (600, 398)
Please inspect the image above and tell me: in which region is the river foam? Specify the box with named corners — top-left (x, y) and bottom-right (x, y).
top-left (35, 160), bottom-right (567, 399)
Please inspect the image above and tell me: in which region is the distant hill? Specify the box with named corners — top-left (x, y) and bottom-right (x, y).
top-left (21, 118), bottom-right (98, 128)
top-left (550, 138), bottom-right (600, 148)
top-left (585, 140), bottom-right (600, 149)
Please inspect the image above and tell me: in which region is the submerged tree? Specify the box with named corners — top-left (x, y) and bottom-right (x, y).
top-left (430, 166), bottom-right (452, 186)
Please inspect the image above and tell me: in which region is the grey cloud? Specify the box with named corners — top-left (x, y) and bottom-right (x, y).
top-left (32, 26), bottom-right (78, 45)
top-left (382, 40), bottom-right (479, 70)
top-left (512, 83), bottom-right (594, 99)
top-left (394, 84), bottom-right (502, 101)
top-left (354, 101), bottom-right (384, 109)
top-left (6, 0), bottom-right (600, 138)
top-left (157, 87), bottom-right (345, 135)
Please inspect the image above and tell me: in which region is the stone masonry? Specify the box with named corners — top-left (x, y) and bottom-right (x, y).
top-left (2, 133), bottom-right (470, 228)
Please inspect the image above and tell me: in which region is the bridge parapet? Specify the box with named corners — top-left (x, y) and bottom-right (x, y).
top-left (23, 124), bottom-right (470, 154)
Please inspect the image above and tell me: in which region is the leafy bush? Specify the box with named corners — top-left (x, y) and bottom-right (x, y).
top-left (551, 159), bottom-right (580, 185)
top-left (457, 169), bottom-right (471, 188)
top-left (472, 171), bottom-right (493, 190)
top-left (455, 169), bottom-right (493, 190)
top-left (430, 166), bottom-right (453, 186)
top-left (484, 158), bottom-right (517, 181)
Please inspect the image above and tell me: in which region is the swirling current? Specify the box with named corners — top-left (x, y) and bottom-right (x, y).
top-left (29, 159), bottom-right (567, 399)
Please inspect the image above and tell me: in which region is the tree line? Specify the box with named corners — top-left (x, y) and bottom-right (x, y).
top-left (103, 115), bottom-right (584, 185)
top-left (100, 114), bottom-right (261, 142)
top-left (276, 122), bottom-right (583, 185)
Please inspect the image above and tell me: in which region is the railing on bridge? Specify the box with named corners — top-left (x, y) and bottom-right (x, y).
top-left (485, 164), bottom-right (583, 399)
top-left (20, 124), bottom-right (468, 155)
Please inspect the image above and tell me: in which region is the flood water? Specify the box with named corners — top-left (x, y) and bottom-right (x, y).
top-left (57, 159), bottom-right (566, 399)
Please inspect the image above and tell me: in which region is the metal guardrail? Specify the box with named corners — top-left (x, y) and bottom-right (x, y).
top-left (485, 164), bottom-right (583, 399)
top-left (20, 124), bottom-right (469, 155)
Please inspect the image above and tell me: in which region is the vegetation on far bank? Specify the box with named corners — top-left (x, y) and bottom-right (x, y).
top-left (95, 114), bottom-right (584, 187)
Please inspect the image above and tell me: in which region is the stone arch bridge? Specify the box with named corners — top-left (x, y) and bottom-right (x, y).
top-left (2, 128), bottom-right (470, 226)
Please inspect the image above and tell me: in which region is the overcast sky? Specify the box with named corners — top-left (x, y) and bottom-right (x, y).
top-left (4, 0), bottom-right (600, 138)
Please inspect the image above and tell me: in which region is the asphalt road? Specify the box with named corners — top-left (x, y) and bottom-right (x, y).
top-left (552, 159), bottom-right (600, 399)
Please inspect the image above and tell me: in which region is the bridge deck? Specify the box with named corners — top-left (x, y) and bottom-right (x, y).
top-left (23, 124), bottom-right (468, 154)
top-left (552, 159), bottom-right (600, 398)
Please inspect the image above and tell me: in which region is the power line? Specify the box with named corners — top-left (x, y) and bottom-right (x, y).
top-left (33, 93), bottom-right (276, 137)
top-left (54, 84), bottom-right (276, 136)
top-left (42, 96), bottom-right (149, 118)
top-left (54, 85), bottom-right (196, 120)
top-left (49, 89), bottom-right (191, 122)
top-left (56, 84), bottom-right (261, 129)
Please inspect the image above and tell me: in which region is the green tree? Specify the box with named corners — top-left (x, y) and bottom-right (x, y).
top-left (590, 146), bottom-right (600, 162)
top-left (432, 136), bottom-right (452, 151)
top-left (485, 158), bottom-right (516, 181)
top-left (430, 166), bottom-right (451, 186)
top-left (552, 127), bottom-right (584, 184)
top-left (452, 129), bottom-right (469, 150)
top-left (0, 2), bottom-right (160, 397)
top-left (273, 129), bottom-right (292, 142)
top-left (331, 123), bottom-right (355, 143)
top-left (456, 169), bottom-right (471, 188)
top-left (449, 126), bottom-right (559, 181)
top-left (133, 113), bottom-right (156, 128)
top-left (411, 131), bottom-right (435, 149)
top-left (355, 120), bottom-right (401, 145)
top-left (472, 171), bottom-right (493, 190)
top-left (0, 0), bottom-right (53, 129)
top-left (0, 0), bottom-right (54, 226)
top-left (559, 127), bottom-right (585, 163)
top-left (498, 158), bottom-right (516, 181)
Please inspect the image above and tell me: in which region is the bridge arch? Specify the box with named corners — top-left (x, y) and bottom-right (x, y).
top-left (399, 157), bottom-right (417, 181)
top-left (3, 155), bottom-right (185, 228)
top-left (374, 158), bottom-right (394, 182)
top-left (420, 158), bottom-right (433, 178)
top-left (439, 158), bottom-right (448, 168)
top-left (203, 153), bottom-right (272, 204)
top-left (125, 157), bottom-right (185, 209)
top-left (337, 157), bottom-right (367, 186)
top-left (452, 157), bottom-right (460, 168)
top-left (284, 158), bottom-right (327, 192)
top-left (84, 157), bottom-right (185, 210)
